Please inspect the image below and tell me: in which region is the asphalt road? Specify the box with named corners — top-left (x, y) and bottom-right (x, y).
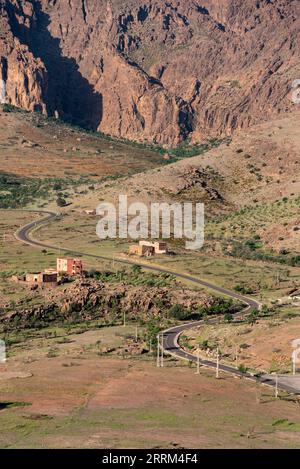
top-left (15, 209), bottom-right (300, 395)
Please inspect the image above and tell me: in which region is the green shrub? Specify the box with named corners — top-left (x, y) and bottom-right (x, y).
top-left (56, 196), bottom-right (67, 207)
top-left (238, 364), bottom-right (248, 373)
top-left (2, 103), bottom-right (23, 113)
top-left (169, 304), bottom-right (186, 320)
top-left (224, 312), bottom-right (233, 323)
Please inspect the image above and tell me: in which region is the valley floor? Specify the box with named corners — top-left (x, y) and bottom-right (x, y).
top-left (0, 109), bottom-right (299, 448)
top-left (1, 210), bottom-right (300, 448)
top-left (1, 324), bottom-right (300, 449)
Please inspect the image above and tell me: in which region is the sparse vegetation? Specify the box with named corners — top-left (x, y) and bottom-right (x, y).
top-left (2, 103), bottom-right (25, 113)
top-left (238, 364), bottom-right (249, 373)
top-left (0, 173), bottom-right (90, 209)
top-left (206, 195), bottom-right (300, 266)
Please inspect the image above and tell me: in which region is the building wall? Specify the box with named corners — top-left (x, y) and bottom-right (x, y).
top-left (57, 258), bottom-right (83, 275)
top-left (26, 272), bottom-right (57, 286)
top-left (57, 258), bottom-right (68, 273)
top-left (42, 273), bottom-right (58, 283)
top-left (135, 245), bottom-right (154, 257)
top-left (67, 259), bottom-right (83, 275)
top-left (26, 273), bottom-right (43, 284)
top-left (154, 242), bottom-right (168, 254)
top-left (129, 244), bottom-right (154, 257)
top-left (139, 241), bottom-right (168, 254)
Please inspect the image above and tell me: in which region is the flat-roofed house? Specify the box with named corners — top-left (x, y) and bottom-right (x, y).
top-left (57, 258), bottom-right (83, 276)
top-left (129, 244), bottom-right (155, 257)
top-left (26, 272), bottom-right (58, 287)
top-left (139, 241), bottom-right (168, 254)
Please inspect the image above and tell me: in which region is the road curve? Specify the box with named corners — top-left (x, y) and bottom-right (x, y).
top-left (15, 209), bottom-right (299, 395)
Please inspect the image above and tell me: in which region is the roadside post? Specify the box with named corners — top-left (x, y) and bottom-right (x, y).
top-left (156, 334), bottom-right (160, 367)
top-left (160, 333), bottom-right (164, 367)
top-left (292, 350), bottom-right (296, 375)
top-left (216, 347), bottom-right (220, 379)
top-left (195, 345), bottom-right (200, 375)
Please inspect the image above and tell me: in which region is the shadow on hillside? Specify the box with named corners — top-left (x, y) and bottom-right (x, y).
top-left (6, 0), bottom-right (103, 130)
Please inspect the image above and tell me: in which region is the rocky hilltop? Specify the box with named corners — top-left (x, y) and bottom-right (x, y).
top-left (0, 0), bottom-right (299, 145)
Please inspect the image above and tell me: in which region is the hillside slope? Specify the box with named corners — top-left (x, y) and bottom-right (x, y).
top-left (73, 110), bottom-right (300, 255)
top-left (77, 110), bottom-right (300, 208)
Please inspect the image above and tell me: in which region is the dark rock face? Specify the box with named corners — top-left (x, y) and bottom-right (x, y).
top-left (0, 0), bottom-right (299, 145)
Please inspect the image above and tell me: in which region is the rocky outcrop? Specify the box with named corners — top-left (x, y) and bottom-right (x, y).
top-left (2, 278), bottom-right (216, 329)
top-left (0, 0), bottom-right (299, 145)
top-left (0, 1), bottom-right (48, 113)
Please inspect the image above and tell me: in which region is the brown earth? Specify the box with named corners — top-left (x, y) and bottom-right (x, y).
top-left (0, 0), bottom-right (299, 146)
top-left (1, 333), bottom-right (300, 448)
top-left (0, 107), bottom-right (163, 180)
top-left (185, 313), bottom-right (300, 373)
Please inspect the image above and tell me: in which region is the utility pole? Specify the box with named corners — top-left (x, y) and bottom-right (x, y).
top-left (216, 347), bottom-right (220, 379)
top-left (195, 345), bottom-right (200, 375)
top-left (149, 338), bottom-right (152, 354)
top-left (156, 334), bottom-right (160, 367)
top-left (135, 324), bottom-right (138, 342)
top-left (292, 350), bottom-right (296, 376)
top-left (160, 333), bottom-right (164, 367)
top-left (275, 374), bottom-right (279, 399)
top-left (123, 310), bottom-right (126, 328)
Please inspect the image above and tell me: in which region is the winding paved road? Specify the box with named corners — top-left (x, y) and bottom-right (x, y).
top-left (14, 209), bottom-right (300, 395)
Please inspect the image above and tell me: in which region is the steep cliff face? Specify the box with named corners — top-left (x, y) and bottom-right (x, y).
top-left (0, 1), bottom-right (48, 112)
top-left (0, 0), bottom-right (299, 145)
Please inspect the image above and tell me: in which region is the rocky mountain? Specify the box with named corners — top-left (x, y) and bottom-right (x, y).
top-left (0, 0), bottom-right (299, 146)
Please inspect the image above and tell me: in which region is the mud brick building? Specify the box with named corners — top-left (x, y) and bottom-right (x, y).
top-left (139, 241), bottom-right (168, 254)
top-left (56, 258), bottom-right (83, 276)
top-left (129, 240), bottom-right (168, 257)
top-left (129, 244), bottom-right (155, 257)
top-left (25, 272), bottom-right (58, 287)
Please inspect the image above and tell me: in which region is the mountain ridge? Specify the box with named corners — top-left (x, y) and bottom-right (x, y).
top-left (0, 0), bottom-right (299, 145)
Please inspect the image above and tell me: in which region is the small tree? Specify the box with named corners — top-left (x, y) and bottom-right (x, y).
top-left (260, 305), bottom-right (270, 316)
top-left (144, 321), bottom-right (161, 348)
top-left (238, 363), bottom-right (248, 373)
top-left (53, 182), bottom-right (62, 191)
top-left (247, 309), bottom-right (259, 326)
top-left (224, 312), bottom-right (233, 323)
top-left (132, 264), bottom-right (141, 276)
top-left (56, 196), bottom-right (67, 207)
top-left (169, 304), bottom-right (186, 320)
